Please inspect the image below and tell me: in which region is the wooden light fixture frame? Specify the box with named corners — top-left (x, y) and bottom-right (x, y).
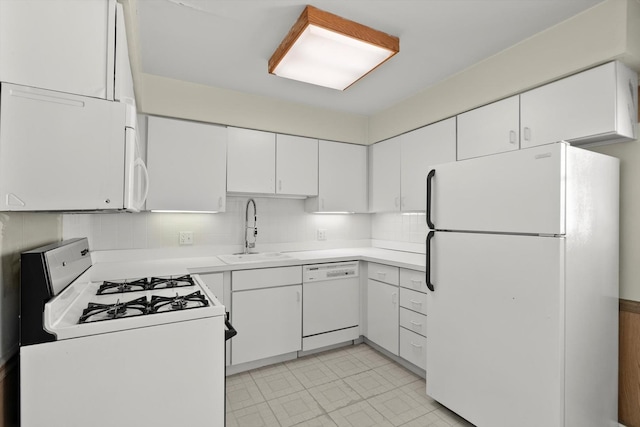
top-left (268, 5), bottom-right (400, 90)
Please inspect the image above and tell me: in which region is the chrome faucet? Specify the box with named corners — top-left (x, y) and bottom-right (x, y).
top-left (244, 198), bottom-right (257, 254)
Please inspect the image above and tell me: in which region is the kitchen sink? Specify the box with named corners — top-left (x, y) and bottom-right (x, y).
top-left (217, 252), bottom-right (294, 265)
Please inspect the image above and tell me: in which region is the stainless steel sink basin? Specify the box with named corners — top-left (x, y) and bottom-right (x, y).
top-left (217, 252), bottom-right (294, 265)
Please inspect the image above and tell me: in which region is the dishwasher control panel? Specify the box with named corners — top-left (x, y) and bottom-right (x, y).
top-left (303, 262), bottom-right (359, 282)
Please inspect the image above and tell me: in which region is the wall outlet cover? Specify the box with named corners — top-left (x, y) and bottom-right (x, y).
top-left (179, 231), bottom-right (194, 245)
top-left (317, 229), bottom-right (327, 241)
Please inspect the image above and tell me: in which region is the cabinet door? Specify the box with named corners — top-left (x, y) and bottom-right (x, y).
top-left (521, 61), bottom-right (638, 148)
top-left (227, 128), bottom-right (276, 194)
top-left (366, 279), bottom-right (399, 355)
top-left (232, 285), bottom-right (302, 365)
top-left (401, 118), bottom-right (456, 211)
top-left (370, 136), bottom-right (401, 212)
top-left (0, 83), bottom-right (125, 211)
top-left (0, 0), bottom-right (115, 99)
top-left (457, 96), bottom-right (519, 160)
top-left (276, 134), bottom-right (318, 196)
top-left (306, 141), bottom-right (367, 213)
top-left (146, 117), bottom-right (227, 212)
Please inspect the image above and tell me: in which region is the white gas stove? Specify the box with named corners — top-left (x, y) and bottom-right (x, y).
top-left (20, 238), bottom-right (229, 427)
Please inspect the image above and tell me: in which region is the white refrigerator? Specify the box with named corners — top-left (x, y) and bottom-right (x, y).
top-left (425, 143), bottom-right (619, 427)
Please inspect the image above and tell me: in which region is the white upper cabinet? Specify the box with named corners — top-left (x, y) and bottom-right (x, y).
top-left (401, 118), bottom-right (456, 211)
top-left (457, 96), bottom-right (520, 160)
top-left (276, 134), bottom-right (318, 196)
top-left (370, 136), bottom-right (402, 212)
top-left (0, 0), bottom-right (131, 101)
top-left (227, 127), bottom-right (276, 194)
top-left (146, 117), bottom-right (227, 212)
top-left (521, 61), bottom-right (638, 148)
top-left (370, 119), bottom-right (456, 213)
top-left (306, 141), bottom-right (368, 213)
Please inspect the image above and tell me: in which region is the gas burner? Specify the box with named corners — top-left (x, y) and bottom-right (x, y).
top-left (148, 275), bottom-right (195, 290)
top-left (97, 278), bottom-right (149, 295)
top-left (148, 291), bottom-right (209, 314)
top-left (78, 296), bottom-right (149, 324)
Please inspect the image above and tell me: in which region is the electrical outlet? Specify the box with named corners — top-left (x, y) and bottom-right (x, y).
top-left (179, 231), bottom-right (194, 245)
top-left (317, 229), bottom-right (327, 241)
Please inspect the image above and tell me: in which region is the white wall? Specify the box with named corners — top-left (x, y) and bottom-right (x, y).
top-left (0, 213), bottom-right (61, 364)
top-left (63, 197), bottom-right (370, 252)
top-left (369, 0), bottom-right (636, 143)
top-left (588, 131), bottom-right (640, 302)
top-left (139, 73), bottom-right (370, 145)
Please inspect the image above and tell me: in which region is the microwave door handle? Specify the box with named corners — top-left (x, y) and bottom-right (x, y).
top-left (134, 158), bottom-right (150, 209)
top-left (426, 169), bottom-right (436, 229)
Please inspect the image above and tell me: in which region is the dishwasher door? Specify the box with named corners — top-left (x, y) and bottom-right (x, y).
top-left (302, 262), bottom-right (360, 351)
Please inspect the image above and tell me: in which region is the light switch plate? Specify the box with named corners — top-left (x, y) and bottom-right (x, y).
top-left (317, 229), bottom-right (327, 241)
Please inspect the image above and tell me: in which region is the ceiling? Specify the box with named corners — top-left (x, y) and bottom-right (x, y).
top-left (134, 0), bottom-right (605, 116)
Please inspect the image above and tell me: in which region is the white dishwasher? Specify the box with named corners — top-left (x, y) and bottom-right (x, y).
top-left (303, 262), bottom-right (360, 351)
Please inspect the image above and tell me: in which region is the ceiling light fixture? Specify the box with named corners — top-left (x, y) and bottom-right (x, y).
top-left (268, 5), bottom-right (399, 91)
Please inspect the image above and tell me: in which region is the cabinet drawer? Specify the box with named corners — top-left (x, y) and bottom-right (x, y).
top-left (368, 263), bottom-right (399, 286)
top-left (400, 328), bottom-right (426, 369)
top-left (400, 288), bottom-right (427, 315)
top-left (400, 308), bottom-right (427, 337)
top-left (399, 269), bottom-right (428, 292)
top-left (232, 266), bottom-right (302, 291)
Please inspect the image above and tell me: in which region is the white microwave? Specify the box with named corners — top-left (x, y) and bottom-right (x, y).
top-left (0, 82), bottom-right (148, 212)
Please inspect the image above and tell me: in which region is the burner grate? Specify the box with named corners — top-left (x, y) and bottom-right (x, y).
top-left (148, 291), bottom-right (209, 314)
top-left (148, 275), bottom-right (195, 290)
top-left (79, 296), bottom-right (149, 324)
top-left (97, 278), bottom-right (149, 295)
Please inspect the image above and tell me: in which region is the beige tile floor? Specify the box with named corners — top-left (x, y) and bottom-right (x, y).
top-left (225, 343), bottom-right (475, 427)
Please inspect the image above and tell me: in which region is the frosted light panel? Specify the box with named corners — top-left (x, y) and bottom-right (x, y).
top-left (273, 25), bottom-right (394, 90)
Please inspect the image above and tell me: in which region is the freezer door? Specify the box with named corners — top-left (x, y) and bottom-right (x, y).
top-left (426, 232), bottom-right (564, 427)
top-left (427, 143), bottom-right (565, 235)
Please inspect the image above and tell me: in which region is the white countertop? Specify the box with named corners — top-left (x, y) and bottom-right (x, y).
top-left (85, 246), bottom-right (425, 280)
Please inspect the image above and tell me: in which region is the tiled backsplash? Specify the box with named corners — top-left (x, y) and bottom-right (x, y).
top-left (63, 197), bottom-right (372, 251)
top-left (63, 196), bottom-right (427, 252)
top-left (371, 213), bottom-right (428, 244)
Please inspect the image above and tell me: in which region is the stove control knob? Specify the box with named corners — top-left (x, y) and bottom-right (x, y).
top-left (105, 199), bottom-right (111, 204)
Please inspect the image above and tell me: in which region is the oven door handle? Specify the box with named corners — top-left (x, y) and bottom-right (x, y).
top-left (225, 312), bottom-right (237, 341)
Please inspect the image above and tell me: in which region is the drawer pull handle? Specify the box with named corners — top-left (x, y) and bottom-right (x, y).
top-left (410, 342), bottom-right (423, 349)
top-left (410, 279), bottom-right (422, 285)
top-left (410, 299), bottom-right (423, 306)
top-left (410, 321), bottom-right (423, 327)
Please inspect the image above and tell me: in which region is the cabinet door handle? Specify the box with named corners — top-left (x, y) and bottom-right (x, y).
top-left (509, 130), bottom-right (517, 144)
top-left (410, 299), bottom-right (423, 306)
top-left (392, 292), bottom-right (397, 304)
top-left (321, 198), bottom-right (325, 210)
top-left (296, 291), bottom-right (301, 302)
top-left (278, 180), bottom-right (282, 191)
top-left (410, 342), bottom-right (423, 349)
top-left (401, 196), bottom-right (405, 208)
top-left (218, 196), bottom-right (223, 209)
top-left (394, 197), bottom-right (399, 208)
top-left (523, 127), bottom-right (531, 141)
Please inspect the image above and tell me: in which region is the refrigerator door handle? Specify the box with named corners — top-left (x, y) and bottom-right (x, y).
top-left (426, 231), bottom-right (435, 291)
top-left (426, 169), bottom-right (436, 229)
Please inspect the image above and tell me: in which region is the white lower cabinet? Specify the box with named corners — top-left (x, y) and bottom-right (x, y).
top-left (400, 328), bottom-right (427, 369)
top-left (232, 284), bottom-right (302, 365)
top-left (367, 279), bottom-right (399, 356)
top-left (231, 267), bottom-right (302, 365)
